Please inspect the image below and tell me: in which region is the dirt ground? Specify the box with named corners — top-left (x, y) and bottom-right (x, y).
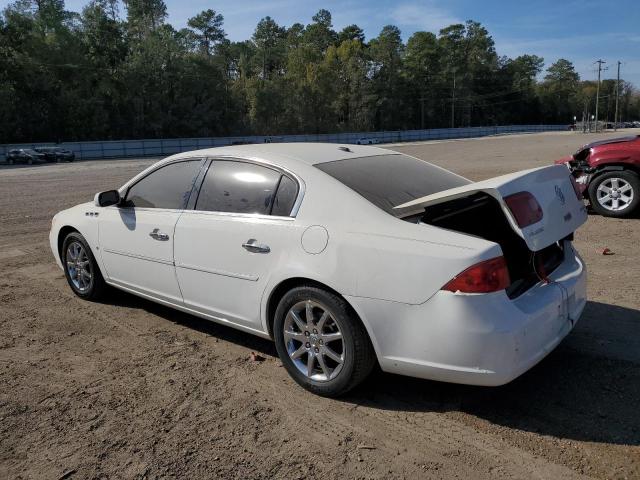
top-left (1, 130), bottom-right (639, 479)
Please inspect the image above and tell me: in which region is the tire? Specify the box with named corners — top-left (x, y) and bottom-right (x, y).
top-left (588, 170), bottom-right (640, 218)
top-left (62, 232), bottom-right (107, 300)
top-left (273, 285), bottom-right (375, 397)
top-left (7, 158), bottom-right (13, 165)
top-left (27, 158), bottom-right (33, 165)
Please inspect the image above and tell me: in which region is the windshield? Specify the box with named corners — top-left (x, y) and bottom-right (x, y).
top-left (24, 149), bottom-right (39, 155)
top-left (315, 154), bottom-right (470, 217)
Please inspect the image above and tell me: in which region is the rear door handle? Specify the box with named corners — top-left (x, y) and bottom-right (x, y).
top-left (242, 239), bottom-right (270, 253)
top-left (149, 228), bottom-right (170, 241)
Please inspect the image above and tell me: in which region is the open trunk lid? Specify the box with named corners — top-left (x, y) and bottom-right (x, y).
top-left (395, 165), bottom-right (588, 251)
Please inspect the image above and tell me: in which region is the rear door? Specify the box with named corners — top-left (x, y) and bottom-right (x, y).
top-left (396, 165), bottom-right (588, 251)
top-left (98, 159), bottom-right (204, 303)
top-left (174, 159), bottom-right (301, 331)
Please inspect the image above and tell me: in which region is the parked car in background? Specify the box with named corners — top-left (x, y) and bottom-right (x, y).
top-left (555, 135), bottom-right (640, 217)
top-left (35, 146), bottom-right (75, 162)
top-left (6, 148), bottom-right (46, 165)
top-left (50, 143), bottom-right (587, 397)
top-left (356, 137), bottom-right (379, 145)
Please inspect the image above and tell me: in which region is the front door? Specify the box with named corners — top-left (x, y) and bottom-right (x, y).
top-left (98, 159), bottom-right (204, 303)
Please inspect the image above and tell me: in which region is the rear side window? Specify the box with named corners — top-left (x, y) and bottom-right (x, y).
top-left (315, 154), bottom-right (469, 217)
top-left (271, 175), bottom-right (299, 216)
top-left (125, 160), bottom-right (202, 209)
top-left (196, 160), bottom-right (282, 214)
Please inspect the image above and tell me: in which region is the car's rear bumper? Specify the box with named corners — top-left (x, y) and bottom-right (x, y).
top-left (347, 241), bottom-right (586, 386)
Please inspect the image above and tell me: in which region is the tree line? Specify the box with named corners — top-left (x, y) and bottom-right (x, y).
top-left (1, 0), bottom-right (639, 143)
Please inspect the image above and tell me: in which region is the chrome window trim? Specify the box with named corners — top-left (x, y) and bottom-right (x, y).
top-left (118, 157), bottom-right (206, 202)
top-left (179, 209), bottom-right (295, 222)
top-left (196, 155), bottom-right (305, 218)
top-left (117, 155), bottom-right (305, 218)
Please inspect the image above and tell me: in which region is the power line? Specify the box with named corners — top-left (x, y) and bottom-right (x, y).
top-left (594, 59), bottom-right (607, 129)
top-left (614, 60), bottom-right (621, 131)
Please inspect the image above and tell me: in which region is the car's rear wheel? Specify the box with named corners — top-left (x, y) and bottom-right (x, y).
top-left (62, 232), bottom-right (107, 300)
top-left (588, 170), bottom-right (639, 217)
top-left (27, 158), bottom-right (33, 165)
top-left (273, 286), bottom-right (375, 397)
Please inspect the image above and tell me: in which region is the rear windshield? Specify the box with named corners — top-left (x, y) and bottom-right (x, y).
top-left (315, 154), bottom-right (469, 217)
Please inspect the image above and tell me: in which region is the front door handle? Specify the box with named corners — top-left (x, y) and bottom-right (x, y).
top-left (149, 228), bottom-right (170, 241)
top-left (242, 239), bottom-right (270, 253)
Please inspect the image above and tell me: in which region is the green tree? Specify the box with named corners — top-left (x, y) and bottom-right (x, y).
top-left (187, 9), bottom-right (224, 56)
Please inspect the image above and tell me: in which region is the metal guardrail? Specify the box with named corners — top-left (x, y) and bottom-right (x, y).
top-left (1, 125), bottom-right (567, 160)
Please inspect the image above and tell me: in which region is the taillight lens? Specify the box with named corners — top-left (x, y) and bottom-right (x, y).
top-left (504, 191), bottom-right (543, 228)
top-left (569, 175), bottom-right (583, 200)
top-left (441, 256), bottom-right (511, 294)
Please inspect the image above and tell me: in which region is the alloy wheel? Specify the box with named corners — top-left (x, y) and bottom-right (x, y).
top-left (66, 241), bottom-right (93, 292)
top-left (283, 300), bottom-right (345, 382)
top-left (596, 177), bottom-right (634, 212)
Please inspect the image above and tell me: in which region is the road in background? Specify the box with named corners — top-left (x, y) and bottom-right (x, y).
top-left (1, 130), bottom-right (638, 479)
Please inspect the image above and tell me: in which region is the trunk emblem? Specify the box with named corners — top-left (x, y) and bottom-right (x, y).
top-left (555, 185), bottom-right (566, 205)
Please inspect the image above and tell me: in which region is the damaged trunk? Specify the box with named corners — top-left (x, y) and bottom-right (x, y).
top-left (415, 192), bottom-right (565, 298)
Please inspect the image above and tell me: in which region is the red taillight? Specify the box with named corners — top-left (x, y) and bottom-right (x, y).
top-left (569, 175), bottom-right (583, 200)
top-left (504, 191), bottom-right (543, 228)
top-left (441, 256), bottom-right (511, 294)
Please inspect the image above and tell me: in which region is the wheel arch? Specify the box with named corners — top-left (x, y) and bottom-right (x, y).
top-left (591, 162), bottom-right (640, 178)
top-left (264, 277), bottom-right (381, 360)
top-left (57, 225), bottom-right (80, 259)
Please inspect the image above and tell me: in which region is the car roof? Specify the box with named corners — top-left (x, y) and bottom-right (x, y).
top-left (169, 142), bottom-right (397, 168)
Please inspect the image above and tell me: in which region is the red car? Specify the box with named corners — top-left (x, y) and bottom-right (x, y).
top-left (555, 135), bottom-right (640, 217)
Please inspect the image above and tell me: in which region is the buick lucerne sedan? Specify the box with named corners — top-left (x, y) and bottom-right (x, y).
top-left (50, 143), bottom-right (588, 396)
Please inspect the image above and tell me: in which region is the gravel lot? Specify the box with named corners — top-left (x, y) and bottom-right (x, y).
top-left (1, 130), bottom-right (639, 479)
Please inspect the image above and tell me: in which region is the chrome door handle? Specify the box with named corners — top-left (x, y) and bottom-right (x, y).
top-left (242, 239), bottom-right (270, 253)
top-left (149, 228), bottom-right (169, 241)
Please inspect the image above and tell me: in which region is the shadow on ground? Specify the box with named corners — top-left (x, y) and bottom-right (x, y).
top-left (103, 291), bottom-right (640, 446)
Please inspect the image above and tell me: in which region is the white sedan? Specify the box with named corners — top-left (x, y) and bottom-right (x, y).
top-left (50, 143), bottom-right (588, 396)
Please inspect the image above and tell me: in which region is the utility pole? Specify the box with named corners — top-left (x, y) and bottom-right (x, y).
top-left (614, 61), bottom-right (621, 131)
top-left (420, 96), bottom-right (425, 129)
top-left (594, 59), bottom-right (606, 131)
top-left (451, 71), bottom-right (456, 128)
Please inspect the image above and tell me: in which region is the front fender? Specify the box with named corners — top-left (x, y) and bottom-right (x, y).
top-left (50, 202), bottom-right (104, 274)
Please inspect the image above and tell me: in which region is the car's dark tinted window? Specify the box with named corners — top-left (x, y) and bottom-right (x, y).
top-left (271, 175), bottom-right (299, 216)
top-left (196, 160), bottom-right (282, 214)
top-left (125, 160), bottom-right (201, 209)
top-left (315, 154), bottom-right (470, 217)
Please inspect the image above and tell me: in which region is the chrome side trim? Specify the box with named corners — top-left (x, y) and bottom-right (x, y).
top-left (103, 248), bottom-right (174, 266)
top-left (175, 262), bottom-right (259, 282)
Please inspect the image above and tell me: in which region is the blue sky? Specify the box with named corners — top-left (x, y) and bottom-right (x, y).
top-left (8, 0), bottom-right (640, 85)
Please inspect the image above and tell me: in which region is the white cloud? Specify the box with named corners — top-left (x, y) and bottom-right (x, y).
top-left (390, 2), bottom-right (462, 33)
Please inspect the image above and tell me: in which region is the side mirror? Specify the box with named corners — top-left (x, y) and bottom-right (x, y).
top-left (94, 190), bottom-right (121, 207)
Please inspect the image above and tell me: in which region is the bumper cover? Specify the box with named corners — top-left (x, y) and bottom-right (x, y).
top-left (347, 242), bottom-right (586, 386)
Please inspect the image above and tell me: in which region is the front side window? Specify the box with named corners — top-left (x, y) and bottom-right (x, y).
top-left (195, 160), bottom-right (296, 215)
top-left (125, 160), bottom-right (202, 209)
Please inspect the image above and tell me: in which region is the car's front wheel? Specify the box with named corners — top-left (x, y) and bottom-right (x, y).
top-left (588, 170), bottom-right (639, 217)
top-left (273, 286), bottom-right (375, 397)
top-left (62, 232), bottom-right (107, 300)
